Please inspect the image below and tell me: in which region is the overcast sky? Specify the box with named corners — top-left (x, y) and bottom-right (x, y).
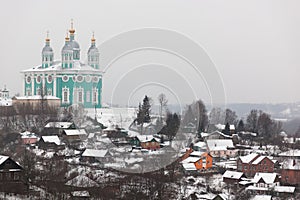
top-left (0, 0), bottom-right (299, 106)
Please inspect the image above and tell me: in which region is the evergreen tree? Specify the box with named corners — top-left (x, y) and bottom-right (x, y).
top-left (196, 100), bottom-right (208, 133)
top-left (237, 119), bottom-right (245, 132)
top-left (223, 122), bottom-right (231, 135)
top-left (142, 95), bottom-right (151, 123)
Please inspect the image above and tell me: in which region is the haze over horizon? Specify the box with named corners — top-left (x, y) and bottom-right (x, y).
top-left (0, 0), bottom-right (299, 105)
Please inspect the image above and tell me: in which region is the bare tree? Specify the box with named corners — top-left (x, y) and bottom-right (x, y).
top-left (158, 93), bottom-right (168, 122)
top-left (246, 109), bottom-right (259, 133)
top-left (225, 108), bottom-right (238, 125)
top-left (209, 107), bottom-right (225, 124)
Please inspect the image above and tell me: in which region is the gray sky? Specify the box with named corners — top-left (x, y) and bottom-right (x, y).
top-left (0, 0), bottom-right (299, 105)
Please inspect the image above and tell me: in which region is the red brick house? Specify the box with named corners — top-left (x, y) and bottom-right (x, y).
top-left (281, 159), bottom-right (300, 185)
top-left (237, 153), bottom-right (276, 177)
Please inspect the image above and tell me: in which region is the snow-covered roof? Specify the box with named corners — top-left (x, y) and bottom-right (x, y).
top-left (193, 141), bottom-right (206, 148)
top-left (250, 195), bottom-right (272, 200)
top-left (65, 175), bottom-right (99, 187)
top-left (206, 139), bottom-right (234, 151)
top-left (279, 149), bottom-right (300, 157)
top-left (239, 153), bottom-right (259, 164)
top-left (71, 190), bottom-right (90, 197)
top-left (182, 163), bottom-right (197, 171)
top-left (252, 156), bottom-right (267, 165)
top-left (223, 170), bottom-right (244, 180)
top-left (13, 95), bottom-right (60, 100)
top-left (20, 131), bottom-right (38, 139)
top-left (181, 156), bottom-right (201, 164)
top-left (41, 136), bottom-right (61, 145)
top-left (252, 173), bottom-right (277, 184)
top-left (282, 159), bottom-right (300, 170)
top-left (64, 129), bottom-right (87, 136)
top-left (247, 185), bottom-right (295, 194)
top-left (45, 122), bottom-right (73, 129)
top-left (0, 155), bottom-right (9, 165)
top-left (22, 60), bottom-right (102, 74)
top-left (82, 149), bottom-right (108, 158)
top-left (215, 124), bottom-right (235, 130)
top-left (217, 194), bottom-right (228, 200)
top-left (137, 135), bottom-right (159, 143)
top-left (273, 186), bottom-right (295, 193)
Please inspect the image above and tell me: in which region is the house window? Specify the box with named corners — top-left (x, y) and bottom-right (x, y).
top-left (62, 87), bottom-right (69, 103)
top-left (5, 173), bottom-right (10, 180)
top-left (36, 87), bottom-right (41, 95)
top-left (26, 76), bottom-right (31, 84)
top-left (36, 75), bottom-right (41, 83)
top-left (47, 89), bottom-right (52, 96)
top-left (78, 88), bottom-right (84, 103)
top-left (92, 87), bottom-right (98, 104)
top-left (26, 87), bottom-right (31, 96)
top-left (13, 173), bottom-right (19, 180)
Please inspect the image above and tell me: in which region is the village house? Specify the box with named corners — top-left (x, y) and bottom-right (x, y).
top-left (206, 139), bottom-right (236, 158)
top-left (38, 135), bottom-right (64, 150)
top-left (44, 121), bottom-right (76, 135)
top-left (237, 153), bottom-right (277, 177)
top-left (245, 172), bottom-right (295, 196)
top-left (181, 152), bottom-right (213, 171)
top-left (80, 149), bottom-right (111, 163)
top-left (20, 131), bottom-right (38, 145)
top-left (222, 170), bottom-right (245, 184)
top-left (218, 124), bottom-right (235, 135)
top-left (62, 129), bottom-right (87, 143)
top-left (252, 173), bottom-right (279, 188)
top-left (0, 155), bottom-right (27, 193)
top-left (130, 135), bottom-right (160, 150)
top-left (192, 141), bottom-right (206, 152)
top-left (281, 159), bottom-right (300, 185)
top-left (201, 131), bottom-right (233, 141)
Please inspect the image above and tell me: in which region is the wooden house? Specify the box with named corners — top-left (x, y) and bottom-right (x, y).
top-left (0, 155), bottom-right (27, 193)
top-left (38, 135), bottom-right (64, 150)
top-left (181, 152), bottom-right (213, 171)
top-left (137, 135), bottom-right (160, 150)
top-left (62, 129), bottom-right (87, 143)
top-left (222, 170), bottom-right (245, 184)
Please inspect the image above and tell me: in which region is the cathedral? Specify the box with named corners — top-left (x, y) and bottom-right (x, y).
top-left (22, 22), bottom-right (102, 108)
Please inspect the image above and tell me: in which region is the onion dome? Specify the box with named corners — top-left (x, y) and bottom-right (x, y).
top-left (42, 31), bottom-right (53, 53)
top-left (88, 33), bottom-right (99, 54)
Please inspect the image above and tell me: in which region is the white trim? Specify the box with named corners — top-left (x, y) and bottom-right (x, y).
top-left (62, 75), bottom-right (69, 82)
top-left (62, 86), bottom-right (70, 104)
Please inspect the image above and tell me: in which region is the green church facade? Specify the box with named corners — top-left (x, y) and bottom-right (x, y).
top-left (22, 23), bottom-right (102, 108)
